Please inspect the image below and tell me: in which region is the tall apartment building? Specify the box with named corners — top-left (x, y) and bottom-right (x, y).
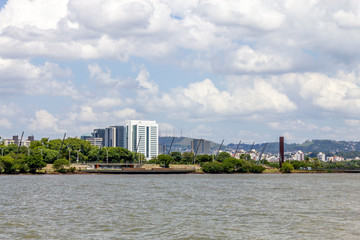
top-left (191, 139), bottom-right (211, 155)
top-left (92, 129), bottom-right (105, 147)
top-left (126, 120), bottom-right (158, 160)
top-left (104, 126), bottom-right (126, 148)
top-left (295, 150), bottom-right (305, 161)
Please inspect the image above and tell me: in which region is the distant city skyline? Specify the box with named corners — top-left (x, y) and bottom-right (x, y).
top-left (2, 1), bottom-right (360, 144)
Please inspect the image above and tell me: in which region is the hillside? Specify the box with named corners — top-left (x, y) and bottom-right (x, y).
top-left (160, 137), bottom-right (360, 157)
top-left (159, 136), bottom-right (220, 150)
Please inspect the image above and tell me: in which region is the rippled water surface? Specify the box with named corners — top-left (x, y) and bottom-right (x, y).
top-left (1, 174), bottom-right (360, 239)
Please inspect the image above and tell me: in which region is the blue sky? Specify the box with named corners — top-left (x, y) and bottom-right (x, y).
top-left (1, 0), bottom-right (360, 144)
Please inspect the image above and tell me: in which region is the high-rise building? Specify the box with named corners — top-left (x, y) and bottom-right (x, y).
top-left (126, 120), bottom-right (158, 160)
top-left (295, 150), bottom-right (304, 161)
top-left (104, 126), bottom-right (126, 148)
top-left (92, 129), bottom-right (105, 147)
top-left (317, 152), bottom-right (326, 161)
top-left (191, 139), bottom-right (211, 155)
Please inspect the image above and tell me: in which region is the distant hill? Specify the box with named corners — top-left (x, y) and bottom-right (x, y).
top-left (227, 139), bottom-right (360, 157)
top-left (159, 136), bottom-right (220, 150)
top-left (160, 137), bottom-right (360, 158)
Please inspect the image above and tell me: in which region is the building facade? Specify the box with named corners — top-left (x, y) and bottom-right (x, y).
top-left (104, 126), bottom-right (126, 148)
top-left (295, 150), bottom-right (305, 161)
top-left (191, 139), bottom-right (211, 155)
top-left (317, 152), bottom-right (326, 161)
top-left (126, 120), bottom-right (158, 160)
top-left (92, 129), bottom-right (105, 147)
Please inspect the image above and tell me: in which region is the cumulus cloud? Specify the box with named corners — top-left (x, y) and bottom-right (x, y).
top-left (29, 110), bottom-right (62, 133)
top-left (1, 0), bottom-right (360, 74)
top-left (141, 77), bottom-right (297, 121)
top-left (0, 58), bottom-right (76, 97)
top-left (0, 118), bottom-right (12, 129)
top-left (297, 71), bottom-right (360, 114)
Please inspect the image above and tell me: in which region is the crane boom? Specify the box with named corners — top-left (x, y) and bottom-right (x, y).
top-left (167, 137), bottom-right (175, 155)
top-left (215, 139), bottom-right (224, 160)
top-left (58, 133), bottom-right (66, 160)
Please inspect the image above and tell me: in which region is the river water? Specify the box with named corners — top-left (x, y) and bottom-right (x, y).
top-left (0, 173), bottom-right (359, 240)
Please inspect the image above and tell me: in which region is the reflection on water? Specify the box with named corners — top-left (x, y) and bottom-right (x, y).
top-left (1, 174), bottom-right (360, 239)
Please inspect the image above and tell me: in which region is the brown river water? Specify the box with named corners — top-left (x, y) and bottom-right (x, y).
top-left (1, 174), bottom-right (360, 239)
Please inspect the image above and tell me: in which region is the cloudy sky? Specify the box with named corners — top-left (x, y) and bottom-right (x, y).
top-left (2, 0), bottom-right (360, 144)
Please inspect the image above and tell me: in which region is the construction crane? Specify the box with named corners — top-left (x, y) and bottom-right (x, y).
top-left (215, 139), bottom-right (224, 161)
top-left (16, 131), bottom-right (24, 155)
top-left (58, 133), bottom-right (66, 160)
top-left (193, 138), bottom-right (203, 164)
top-left (135, 136), bottom-right (142, 164)
top-left (167, 137), bottom-right (175, 155)
top-left (233, 140), bottom-right (241, 158)
top-left (257, 143), bottom-right (268, 163)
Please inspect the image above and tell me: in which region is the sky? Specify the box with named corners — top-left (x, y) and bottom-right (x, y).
top-left (2, 0), bottom-right (360, 144)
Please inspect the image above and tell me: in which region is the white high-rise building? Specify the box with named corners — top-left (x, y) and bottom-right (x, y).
top-left (126, 120), bottom-right (158, 160)
top-left (317, 152), bottom-right (326, 161)
top-left (295, 150), bottom-right (304, 161)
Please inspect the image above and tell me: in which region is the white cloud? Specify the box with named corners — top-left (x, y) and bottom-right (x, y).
top-left (29, 110), bottom-right (62, 133)
top-left (196, 0), bottom-right (285, 31)
top-left (0, 118), bottom-right (12, 129)
top-left (298, 71), bottom-right (360, 114)
top-left (221, 46), bottom-right (292, 73)
top-left (135, 65), bottom-right (158, 94)
top-left (268, 120), bottom-right (320, 132)
top-left (113, 108), bottom-right (141, 119)
top-left (0, 58), bottom-right (76, 97)
top-left (146, 78), bottom-right (296, 120)
top-left (0, 0), bottom-right (68, 30)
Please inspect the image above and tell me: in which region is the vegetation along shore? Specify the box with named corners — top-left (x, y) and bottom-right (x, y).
top-left (1, 137), bottom-right (360, 174)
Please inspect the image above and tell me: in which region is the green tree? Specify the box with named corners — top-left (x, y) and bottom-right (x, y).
top-left (25, 153), bottom-right (46, 173)
top-left (281, 162), bottom-right (294, 173)
top-left (181, 152), bottom-right (194, 164)
top-left (1, 156), bottom-right (17, 174)
top-left (196, 154), bottom-right (213, 163)
top-left (170, 152), bottom-right (182, 163)
top-left (118, 147), bottom-right (133, 162)
top-left (202, 162), bottom-right (223, 173)
top-left (249, 165), bottom-right (266, 173)
top-left (42, 149), bottom-right (58, 164)
top-left (216, 152), bottom-right (231, 162)
top-left (157, 154), bottom-right (173, 168)
top-left (223, 157), bottom-right (249, 173)
top-left (53, 158), bottom-right (70, 173)
top-left (29, 140), bottom-right (42, 149)
top-left (240, 153), bottom-right (252, 160)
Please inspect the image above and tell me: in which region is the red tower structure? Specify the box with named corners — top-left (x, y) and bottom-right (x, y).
top-left (279, 136), bottom-right (284, 168)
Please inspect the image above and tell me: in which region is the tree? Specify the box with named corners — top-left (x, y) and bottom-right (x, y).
top-left (281, 162), bottom-right (294, 173)
top-left (53, 159), bottom-right (70, 173)
top-left (29, 140), bottom-right (42, 149)
top-left (223, 157), bottom-right (249, 173)
top-left (216, 152), bottom-right (231, 162)
top-left (202, 162), bottom-right (223, 173)
top-left (196, 154), bottom-right (213, 163)
top-left (25, 153), bottom-right (46, 173)
top-left (1, 156), bottom-right (17, 174)
top-left (118, 147), bottom-right (133, 162)
top-left (170, 152), bottom-right (182, 163)
top-left (157, 154), bottom-right (173, 168)
top-left (42, 149), bottom-right (58, 164)
top-left (181, 152), bottom-right (194, 164)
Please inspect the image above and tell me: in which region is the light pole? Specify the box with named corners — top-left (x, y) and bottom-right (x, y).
top-left (67, 146), bottom-right (71, 165)
top-left (76, 149), bottom-right (81, 163)
top-left (104, 147), bottom-right (109, 164)
top-left (1, 147), bottom-right (4, 157)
